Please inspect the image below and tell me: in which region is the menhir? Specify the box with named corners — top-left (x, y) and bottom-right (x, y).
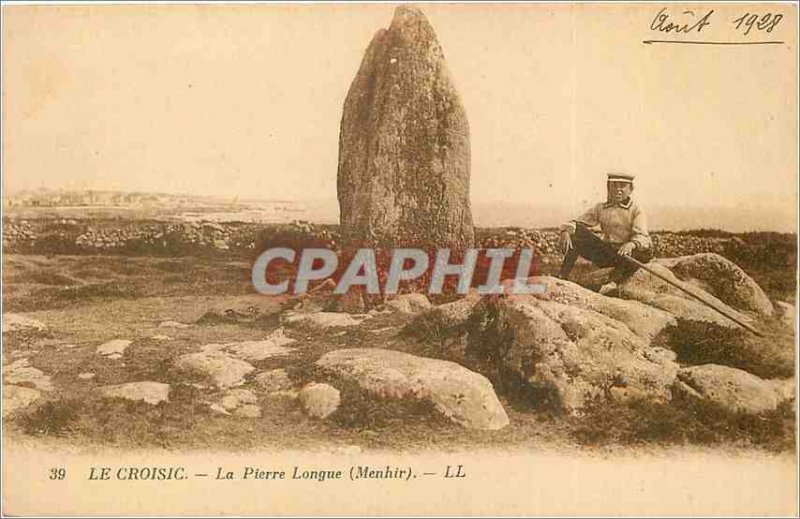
top-left (337, 5), bottom-right (474, 252)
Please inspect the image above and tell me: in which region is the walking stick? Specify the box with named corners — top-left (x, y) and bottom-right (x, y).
top-left (621, 255), bottom-right (764, 337)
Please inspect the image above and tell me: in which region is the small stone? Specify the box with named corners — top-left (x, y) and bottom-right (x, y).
top-left (174, 352), bottom-right (255, 389)
top-left (254, 369), bottom-right (293, 392)
top-left (208, 403), bottom-right (230, 415)
top-left (151, 335), bottom-right (172, 341)
top-left (159, 321), bottom-right (190, 329)
top-left (223, 328), bottom-right (296, 362)
top-left (78, 373), bottom-right (95, 380)
top-left (3, 359), bottom-right (54, 391)
top-left (98, 381), bottom-right (170, 405)
top-left (299, 383), bottom-right (340, 419)
top-left (383, 293), bottom-right (432, 314)
top-left (97, 339), bottom-right (132, 356)
top-left (284, 312), bottom-right (370, 329)
top-left (220, 389), bottom-right (258, 410)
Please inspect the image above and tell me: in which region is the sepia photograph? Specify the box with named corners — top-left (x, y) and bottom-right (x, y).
top-left (2, 2), bottom-right (798, 516)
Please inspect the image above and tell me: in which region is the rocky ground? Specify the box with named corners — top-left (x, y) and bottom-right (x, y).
top-left (1, 226), bottom-right (796, 452)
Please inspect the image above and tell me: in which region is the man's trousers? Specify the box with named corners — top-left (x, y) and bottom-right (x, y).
top-left (558, 224), bottom-right (654, 283)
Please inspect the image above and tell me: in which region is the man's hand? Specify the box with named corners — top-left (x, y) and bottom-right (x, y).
top-left (559, 230), bottom-right (573, 255)
top-left (617, 242), bottom-right (636, 257)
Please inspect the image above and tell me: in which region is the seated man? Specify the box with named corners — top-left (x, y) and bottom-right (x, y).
top-left (558, 173), bottom-right (653, 294)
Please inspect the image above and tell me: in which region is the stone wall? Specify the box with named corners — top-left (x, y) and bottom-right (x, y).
top-left (2, 218), bottom-right (792, 267)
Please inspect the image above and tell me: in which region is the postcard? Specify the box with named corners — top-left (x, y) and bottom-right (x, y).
top-left (2, 3), bottom-right (797, 516)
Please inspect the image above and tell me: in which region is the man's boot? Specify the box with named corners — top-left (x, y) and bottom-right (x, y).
top-left (558, 248), bottom-right (579, 280)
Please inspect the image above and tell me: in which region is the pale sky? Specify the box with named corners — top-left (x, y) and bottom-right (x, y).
top-left (2, 3), bottom-right (798, 230)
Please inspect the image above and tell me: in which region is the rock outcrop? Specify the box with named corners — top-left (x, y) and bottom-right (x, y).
top-left (540, 277), bottom-right (677, 342)
top-left (316, 348), bottom-right (509, 430)
top-left (663, 253), bottom-right (773, 316)
top-left (616, 263), bottom-right (754, 329)
top-left (467, 292), bottom-right (679, 412)
top-left (337, 5), bottom-right (473, 249)
top-left (674, 364), bottom-right (792, 414)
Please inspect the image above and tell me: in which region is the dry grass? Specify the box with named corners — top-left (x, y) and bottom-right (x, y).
top-left (2, 250), bottom-right (796, 453)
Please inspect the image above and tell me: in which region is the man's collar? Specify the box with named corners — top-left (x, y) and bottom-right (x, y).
top-left (604, 197), bottom-right (633, 209)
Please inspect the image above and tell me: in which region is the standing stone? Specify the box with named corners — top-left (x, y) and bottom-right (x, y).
top-left (337, 5), bottom-right (474, 249)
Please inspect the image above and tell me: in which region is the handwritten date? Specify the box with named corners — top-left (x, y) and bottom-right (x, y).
top-left (732, 13), bottom-right (782, 35)
top-left (650, 8), bottom-right (783, 36)
top-left (650, 8), bottom-right (713, 34)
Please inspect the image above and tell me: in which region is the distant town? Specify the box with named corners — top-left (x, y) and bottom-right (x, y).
top-left (2, 189), bottom-right (291, 209)
top-left (1, 189), bottom-right (339, 225)
top-left (2, 189), bottom-right (794, 233)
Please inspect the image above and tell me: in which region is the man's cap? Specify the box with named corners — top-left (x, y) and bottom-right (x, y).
top-left (607, 173), bottom-right (635, 184)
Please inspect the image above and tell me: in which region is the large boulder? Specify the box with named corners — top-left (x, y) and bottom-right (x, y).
top-left (665, 253), bottom-right (773, 316)
top-left (467, 293), bottom-right (679, 412)
top-left (536, 277), bottom-right (676, 342)
top-left (617, 263), bottom-right (754, 329)
top-left (674, 364), bottom-right (792, 414)
top-left (337, 5), bottom-right (473, 249)
top-left (316, 348), bottom-right (509, 430)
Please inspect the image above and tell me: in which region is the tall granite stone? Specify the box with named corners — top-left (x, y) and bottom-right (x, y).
top-left (337, 5), bottom-right (474, 249)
